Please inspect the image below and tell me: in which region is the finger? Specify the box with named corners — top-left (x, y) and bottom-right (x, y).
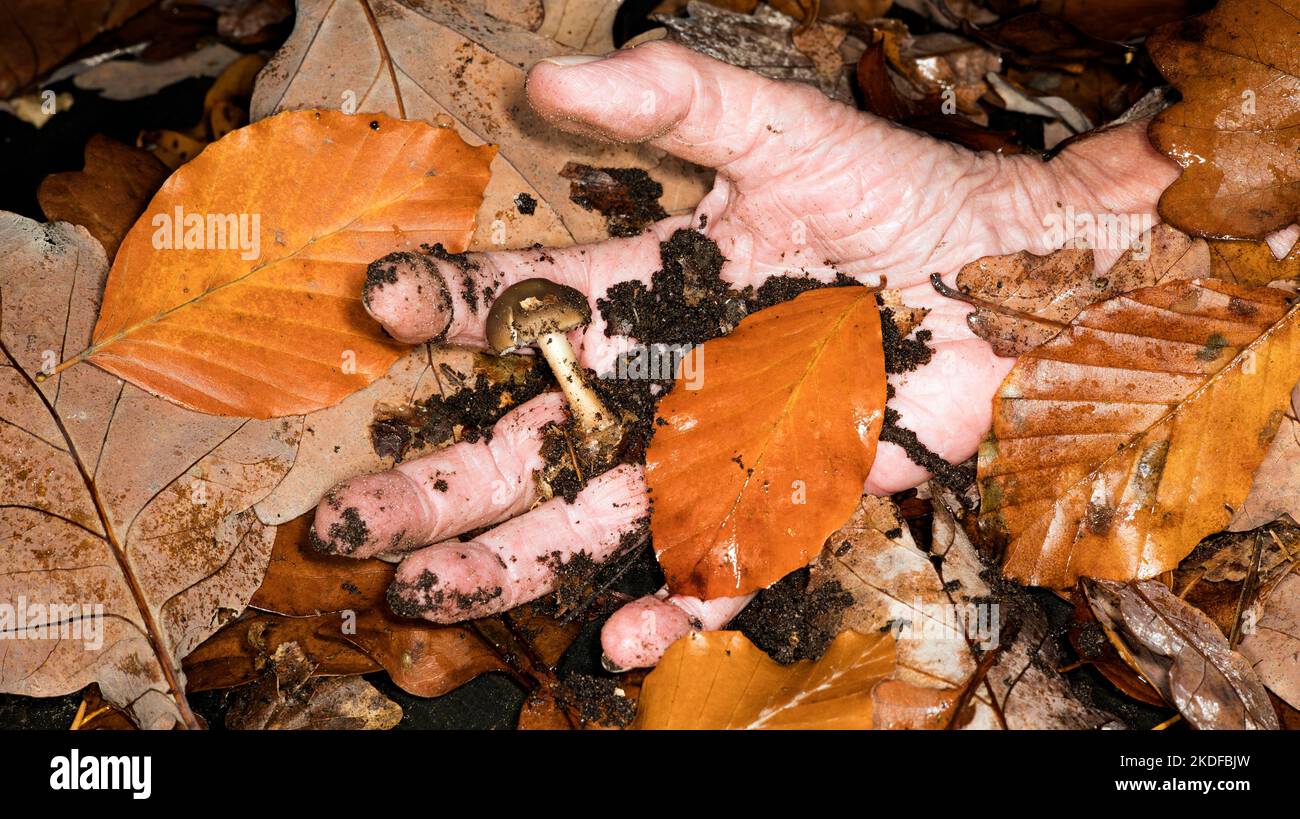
top-left (527, 42), bottom-right (868, 186)
top-left (362, 216), bottom-right (692, 361)
top-left (387, 464), bottom-right (649, 623)
top-left (600, 588), bottom-right (754, 670)
top-left (310, 391), bottom-right (568, 558)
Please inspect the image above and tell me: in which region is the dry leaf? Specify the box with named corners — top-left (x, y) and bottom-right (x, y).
top-left (224, 642), bottom-right (402, 729)
top-left (657, 2), bottom-right (863, 104)
top-left (183, 611), bottom-right (381, 692)
top-left (70, 109), bottom-right (493, 418)
top-left (1231, 380), bottom-right (1300, 531)
top-left (1238, 571), bottom-right (1300, 710)
top-left (0, 0), bottom-right (156, 98)
top-left (1084, 579), bottom-right (1280, 729)
top-left (956, 225), bottom-right (1208, 357)
top-left (870, 679), bottom-right (965, 729)
top-left (0, 213), bottom-right (301, 729)
top-left (251, 0), bottom-right (709, 249)
top-left (633, 629), bottom-right (896, 729)
top-left (241, 514), bottom-right (507, 697)
top-left (1147, 0), bottom-right (1300, 239)
top-left (981, 279), bottom-right (1300, 588)
top-left (1173, 522), bottom-right (1298, 641)
top-left (37, 135), bottom-right (169, 260)
top-left (648, 286), bottom-right (886, 599)
top-left (72, 43), bottom-right (241, 100)
top-left (1038, 0), bottom-right (1192, 42)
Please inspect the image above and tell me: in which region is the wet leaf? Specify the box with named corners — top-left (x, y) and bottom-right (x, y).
top-left (1083, 578), bottom-right (1280, 729)
top-left (252, 0), bottom-right (709, 248)
top-left (1232, 380), bottom-right (1300, 531)
top-left (648, 286), bottom-right (886, 598)
top-left (981, 279), bottom-right (1300, 587)
top-left (633, 629), bottom-right (896, 729)
top-left (0, 213), bottom-right (300, 729)
top-left (37, 135), bottom-right (169, 260)
top-left (73, 109), bottom-right (493, 418)
top-left (1147, 0), bottom-right (1300, 239)
top-left (956, 225), bottom-right (1208, 358)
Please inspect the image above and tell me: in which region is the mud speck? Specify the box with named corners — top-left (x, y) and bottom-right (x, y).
top-left (561, 163), bottom-right (668, 238)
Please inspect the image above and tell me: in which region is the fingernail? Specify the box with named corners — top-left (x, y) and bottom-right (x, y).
top-left (601, 653), bottom-right (628, 673)
top-left (540, 54), bottom-right (604, 67)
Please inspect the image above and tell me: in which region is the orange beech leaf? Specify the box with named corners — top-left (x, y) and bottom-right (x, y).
top-left (66, 109), bottom-right (494, 418)
top-left (1147, 0), bottom-right (1300, 239)
top-left (980, 279), bottom-right (1300, 588)
top-left (647, 286), bottom-right (886, 599)
top-left (633, 630), bottom-right (896, 730)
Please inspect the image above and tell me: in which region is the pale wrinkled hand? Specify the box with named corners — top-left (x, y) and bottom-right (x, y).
top-left (313, 42), bottom-right (1179, 669)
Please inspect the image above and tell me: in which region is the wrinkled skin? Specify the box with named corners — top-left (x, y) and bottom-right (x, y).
top-left (315, 43), bottom-right (1180, 668)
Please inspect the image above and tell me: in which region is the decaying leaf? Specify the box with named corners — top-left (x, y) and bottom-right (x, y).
top-left (71, 42), bottom-right (240, 100)
top-left (633, 629), bottom-right (896, 729)
top-left (242, 514), bottom-right (507, 697)
top-left (656, 2), bottom-right (864, 104)
top-left (1238, 571), bottom-right (1300, 711)
top-left (1083, 579), bottom-right (1280, 729)
top-left (0, 0), bottom-right (156, 98)
top-left (1209, 236), bottom-right (1300, 286)
top-left (224, 642), bottom-right (403, 729)
top-left (648, 286), bottom-right (886, 599)
top-left (37, 135), bottom-right (169, 260)
top-left (251, 0), bottom-right (709, 250)
top-left (0, 213), bottom-right (301, 729)
top-left (955, 225), bottom-right (1208, 357)
top-left (816, 492), bottom-right (1121, 729)
top-left (69, 109), bottom-right (493, 418)
top-left (981, 279), bottom-right (1300, 587)
top-left (1173, 521), bottom-right (1298, 642)
top-left (1147, 0), bottom-right (1300, 239)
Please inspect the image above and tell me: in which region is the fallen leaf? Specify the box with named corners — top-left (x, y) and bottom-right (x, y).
top-left (1209, 238), bottom-right (1300, 286)
top-left (0, 90), bottom-right (74, 127)
top-left (658, 2), bottom-right (863, 104)
top-left (980, 279), bottom-right (1300, 587)
top-left (1083, 578), bottom-right (1280, 729)
top-left (224, 642), bottom-right (402, 729)
top-left (817, 491), bottom-right (1122, 728)
top-left (1231, 380), bottom-right (1300, 531)
top-left (1066, 591), bottom-right (1167, 707)
top-left (1147, 0), bottom-right (1300, 239)
top-left (0, 213), bottom-right (301, 729)
top-left (37, 135), bottom-right (169, 259)
top-left (633, 629), bottom-right (896, 729)
top-left (955, 224), bottom-right (1208, 357)
top-left (240, 513), bottom-right (507, 697)
top-left (648, 286), bottom-right (886, 599)
top-left (251, 0), bottom-right (709, 249)
top-left (67, 109), bottom-right (493, 418)
top-left (0, 0), bottom-right (156, 98)
top-left (1238, 571), bottom-right (1300, 710)
top-left (1173, 521), bottom-right (1298, 641)
top-left (183, 611), bottom-right (381, 692)
top-left (71, 42), bottom-right (240, 100)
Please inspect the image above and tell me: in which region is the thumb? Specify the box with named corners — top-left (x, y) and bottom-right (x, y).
top-left (526, 41), bottom-right (860, 185)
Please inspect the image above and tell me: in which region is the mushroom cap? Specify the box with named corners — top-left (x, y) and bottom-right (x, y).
top-left (485, 278), bottom-right (592, 353)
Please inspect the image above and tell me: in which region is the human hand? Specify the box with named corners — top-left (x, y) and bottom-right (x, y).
top-left (311, 42), bottom-right (1179, 668)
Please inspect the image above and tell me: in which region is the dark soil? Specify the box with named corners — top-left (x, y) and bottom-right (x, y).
top-left (728, 568), bottom-right (854, 664)
top-left (514, 192), bottom-right (537, 215)
top-left (555, 673), bottom-right (637, 727)
top-left (423, 242), bottom-right (484, 314)
top-left (561, 163), bottom-right (669, 238)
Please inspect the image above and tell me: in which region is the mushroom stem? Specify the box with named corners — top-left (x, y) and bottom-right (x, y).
top-left (539, 332), bottom-right (613, 435)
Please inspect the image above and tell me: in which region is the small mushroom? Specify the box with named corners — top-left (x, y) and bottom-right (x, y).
top-left (486, 278), bottom-right (614, 437)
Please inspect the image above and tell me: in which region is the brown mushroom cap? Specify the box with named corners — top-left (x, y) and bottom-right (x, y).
top-left (485, 278), bottom-right (592, 353)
